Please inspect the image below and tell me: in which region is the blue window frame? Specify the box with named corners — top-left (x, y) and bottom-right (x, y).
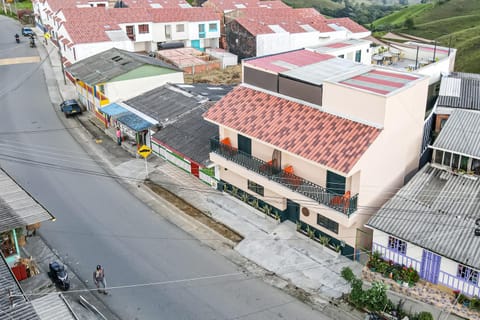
top-left (388, 236), bottom-right (406, 254)
top-left (457, 265), bottom-right (478, 285)
top-left (199, 24), bottom-right (205, 38)
top-left (208, 23), bottom-right (217, 32)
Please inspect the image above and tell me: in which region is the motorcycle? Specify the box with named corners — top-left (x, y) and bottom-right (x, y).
top-left (15, 35), bottom-right (20, 44)
top-left (29, 36), bottom-right (36, 48)
top-left (48, 261), bottom-right (70, 290)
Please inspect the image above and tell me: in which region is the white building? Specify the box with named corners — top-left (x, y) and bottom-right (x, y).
top-left (32, 0), bottom-right (220, 65)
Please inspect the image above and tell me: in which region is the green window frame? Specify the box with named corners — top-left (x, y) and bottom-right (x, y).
top-left (248, 180), bottom-right (264, 196)
top-left (355, 50), bottom-right (361, 62)
top-left (317, 214), bottom-right (338, 234)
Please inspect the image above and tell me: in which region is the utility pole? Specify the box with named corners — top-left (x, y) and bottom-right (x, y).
top-left (56, 35), bottom-right (67, 85)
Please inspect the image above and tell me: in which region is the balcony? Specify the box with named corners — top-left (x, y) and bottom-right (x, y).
top-left (210, 137), bottom-right (358, 216)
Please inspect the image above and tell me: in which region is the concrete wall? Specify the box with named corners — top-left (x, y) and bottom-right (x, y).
top-left (322, 81), bottom-right (387, 126)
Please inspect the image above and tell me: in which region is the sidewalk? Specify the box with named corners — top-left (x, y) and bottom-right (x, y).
top-left (36, 32), bottom-right (467, 320)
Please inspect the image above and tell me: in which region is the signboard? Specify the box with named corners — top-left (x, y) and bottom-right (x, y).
top-left (137, 145), bottom-right (152, 158)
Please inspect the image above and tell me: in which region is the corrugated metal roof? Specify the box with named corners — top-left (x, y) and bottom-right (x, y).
top-left (117, 113), bottom-right (154, 132)
top-left (431, 109), bottom-right (480, 159)
top-left (124, 85), bottom-right (201, 126)
top-left (153, 105), bottom-right (217, 165)
top-left (99, 103), bottom-right (129, 117)
top-left (31, 294), bottom-right (77, 320)
top-left (366, 164), bottom-right (480, 270)
top-left (0, 169), bottom-right (54, 233)
top-left (0, 256), bottom-right (40, 320)
top-left (66, 48), bottom-right (180, 85)
top-left (338, 69), bottom-right (419, 95)
top-left (281, 58), bottom-right (369, 86)
top-left (437, 72), bottom-right (480, 110)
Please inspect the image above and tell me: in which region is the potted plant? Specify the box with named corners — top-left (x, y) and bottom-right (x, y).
top-left (319, 235), bottom-right (330, 247)
top-left (296, 221), bottom-right (301, 231)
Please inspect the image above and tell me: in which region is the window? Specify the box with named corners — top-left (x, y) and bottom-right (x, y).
top-left (138, 24), bottom-right (149, 34)
top-left (440, 118), bottom-right (447, 130)
top-left (317, 214), bottom-right (339, 234)
top-left (209, 23), bottom-right (217, 32)
top-left (434, 150), bottom-right (443, 165)
top-left (248, 180), bottom-right (264, 196)
top-left (452, 154), bottom-right (460, 169)
top-left (355, 50), bottom-right (362, 62)
top-left (457, 265), bottom-right (478, 285)
top-left (176, 24), bottom-right (185, 32)
top-left (460, 156), bottom-right (469, 171)
top-left (443, 152), bottom-right (451, 167)
top-left (472, 158), bottom-right (480, 174)
top-left (126, 25), bottom-right (135, 40)
top-left (388, 236), bottom-right (406, 254)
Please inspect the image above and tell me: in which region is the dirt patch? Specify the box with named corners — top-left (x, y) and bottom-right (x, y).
top-left (145, 181), bottom-right (244, 244)
top-left (184, 64), bottom-right (242, 85)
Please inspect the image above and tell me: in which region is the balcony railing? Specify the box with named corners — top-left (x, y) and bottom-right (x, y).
top-left (210, 137), bottom-right (358, 216)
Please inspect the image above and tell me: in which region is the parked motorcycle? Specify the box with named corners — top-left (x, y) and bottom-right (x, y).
top-left (48, 261), bottom-right (70, 290)
top-left (29, 35), bottom-right (36, 48)
top-left (15, 34), bottom-right (20, 44)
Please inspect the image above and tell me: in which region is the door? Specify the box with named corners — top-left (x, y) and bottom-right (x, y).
top-left (191, 40), bottom-right (200, 50)
top-left (326, 171), bottom-right (345, 195)
top-left (165, 25), bottom-right (171, 40)
top-left (191, 162), bottom-right (199, 178)
top-left (237, 134), bottom-right (251, 155)
top-left (286, 199), bottom-right (299, 223)
top-left (420, 250), bottom-right (441, 284)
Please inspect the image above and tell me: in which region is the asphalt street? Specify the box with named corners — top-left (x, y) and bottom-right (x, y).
top-left (0, 16), bottom-right (333, 320)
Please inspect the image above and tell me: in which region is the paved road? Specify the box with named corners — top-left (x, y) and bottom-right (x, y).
top-left (0, 16), bottom-right (331, 320)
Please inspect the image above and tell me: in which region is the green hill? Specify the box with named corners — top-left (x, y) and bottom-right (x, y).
top-left (372, 0), bottom-right (480, 73)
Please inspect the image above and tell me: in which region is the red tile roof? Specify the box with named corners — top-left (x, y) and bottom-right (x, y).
top-left (324, 42), bottom-right (350, 48)
top-left (60, 7), bottom-right (217, 44)
top-left (204, 86), bottom-right (381, 173)
top-left (234, 8), bottom-right (332, 35)
top-left (151, 7), bottom-right (218, 22)
top-left (123, 0), bottom-right (191, 8)
top-left (339, 69), bottom-right (419, 95)
top-left (327, 17), bottom-right (369, 33)
top-left (244, 49), bottom-right (333, 73)
top-left (203, 0), bottom-right (288, 13)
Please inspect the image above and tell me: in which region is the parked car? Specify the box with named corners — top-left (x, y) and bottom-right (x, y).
top-left (60, 99), bottom-right (82, 117)
top-left (21, 27), bottom-right (34, 37)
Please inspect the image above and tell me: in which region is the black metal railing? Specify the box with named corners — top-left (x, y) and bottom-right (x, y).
top-left (210, 137), bottom-right (358, 216)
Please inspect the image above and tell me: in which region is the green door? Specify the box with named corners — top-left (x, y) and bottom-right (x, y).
top-left (237, 134), bottom-right (251, 155)
top-left (286, 199), bottom-right (300, 222)
top-left (327, 171), bottom-right (345, 195)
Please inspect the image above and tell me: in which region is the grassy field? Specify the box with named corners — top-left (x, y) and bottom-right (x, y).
top-left (282, 0), bottom-right (343, 10)
top-left (373, 0), bottom-right (480, 73)
top-left (372, 3), bottom-right (432, 28)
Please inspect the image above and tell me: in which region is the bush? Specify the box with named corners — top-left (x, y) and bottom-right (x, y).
top-left (341, 267), bottom-right (355, 283)
top-left (416, 311), bottom-right (434, 320)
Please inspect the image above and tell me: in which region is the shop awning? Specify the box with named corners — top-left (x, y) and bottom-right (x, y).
top-left (117, 113), bottom-right (154, 132)
top-left (99, 103), bottom-right (128, 117)
top-left (0, 169), bottom-right (55, 233)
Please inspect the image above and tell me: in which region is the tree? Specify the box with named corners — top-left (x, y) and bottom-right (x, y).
top-left (404, 17), bottom-right (415, 29)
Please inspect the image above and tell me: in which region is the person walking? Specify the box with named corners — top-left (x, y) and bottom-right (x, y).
top-left (93, 265), bottom-right (107, 294)
top-left (116, 127), bottom-right (122, 146)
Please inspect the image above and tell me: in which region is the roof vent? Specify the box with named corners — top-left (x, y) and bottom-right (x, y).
top-left (475, 228), bottom-right (480, 237)
top-left (111, 56), bottom-right (123, 62)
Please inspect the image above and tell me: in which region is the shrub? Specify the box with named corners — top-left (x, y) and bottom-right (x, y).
top-left (416, 311), bottom-right (434, 320)
top-left (365, 281), bottom-right (389, 312)
top-left (341, 267), bottom-right (355, 283)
